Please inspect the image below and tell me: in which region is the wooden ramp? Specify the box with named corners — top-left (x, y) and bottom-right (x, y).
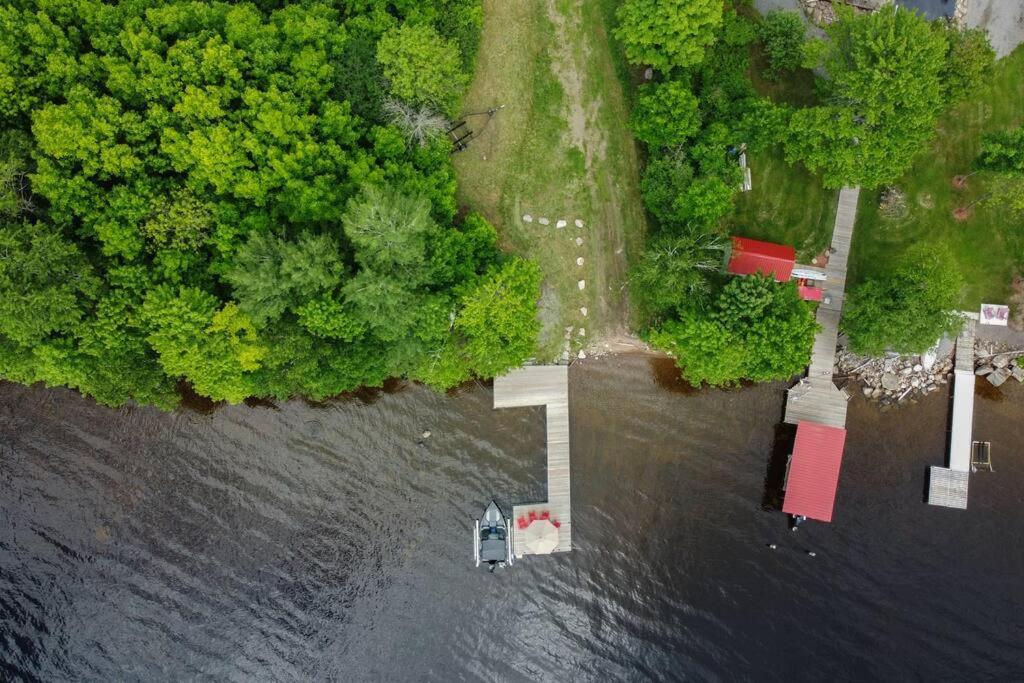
top-left (929, 318), bottom-right (976, 509)
top-left (493, 366), bottom-right (571, 555)
top-left (784, 187), bottom-right (859, 429)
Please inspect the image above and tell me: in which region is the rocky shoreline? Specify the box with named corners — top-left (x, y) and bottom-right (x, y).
top-left (837, 337), bottom-right (1024, 407)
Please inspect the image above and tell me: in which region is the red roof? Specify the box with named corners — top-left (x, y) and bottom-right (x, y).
top-left (727, 237), bottom-right (795, 281)
top-left (798, 285), bottom-right (824, 302)
top-left (783, 421), bottom-right (847, 522)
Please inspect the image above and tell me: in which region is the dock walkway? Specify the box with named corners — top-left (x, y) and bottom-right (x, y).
top-left (784, 186), bottom-right (859, 429)
top-left (493, 365), bottom-right (571, 555)
top-left (928, 318), bottom-right (976, 509)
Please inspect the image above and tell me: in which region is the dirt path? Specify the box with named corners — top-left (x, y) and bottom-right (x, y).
top-left (453, 0), bottom-right (647, 360)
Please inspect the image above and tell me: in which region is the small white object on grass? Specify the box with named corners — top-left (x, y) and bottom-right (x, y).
top-left (577, 350), bottom-right (586, 360)
top-left (578, 328), bottom-right (586, 337)
top-left (422, 431), bottom-right (431, 439)
top-left (522, 214), bottom-right (533, 223)
top-left (556, 219), bottom-right (566, 228)
top-left (578, 280), bottom-right (585, 290)
top-left (576, 257), bottom-right (584, 266)
top-left (575, 219), bottom-right (584, 228)
top-left (538, 217), bottom-right (550, 226)
top-left (580, 307), bottom-right (588, 316)
top-left (575, 237), bottom-right (583, 246)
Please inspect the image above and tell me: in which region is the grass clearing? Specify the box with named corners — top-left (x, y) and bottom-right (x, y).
top-left (452, 0), bottom-right (647, 360)
top-left (725, 37), bottom-right (838, 261)
top-left (850, 46), bottom-right (1024, 308)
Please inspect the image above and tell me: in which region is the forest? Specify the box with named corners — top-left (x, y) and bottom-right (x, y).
top-left (0, 0), bottom-right (541, 408)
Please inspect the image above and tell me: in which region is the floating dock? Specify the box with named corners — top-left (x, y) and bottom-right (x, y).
top-left (783, 186), bottom-right (859, 429)
top-left (928, 318), bottom-right (976, 509)
top-left (493, 365), bottom-right (571, 555)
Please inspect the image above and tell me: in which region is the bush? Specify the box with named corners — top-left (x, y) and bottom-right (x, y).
top-left (758, 11), bottom-right (805, 80)
top-left (613, 0), bottom-right (724, 72)
top-left (629, 81), bottom-right (701, 149)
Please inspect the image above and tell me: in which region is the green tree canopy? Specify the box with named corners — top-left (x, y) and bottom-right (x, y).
top-left (629, 232), bottom-right (726, 321)
top-left (758, 10), bottom-right (805, 80)
top-left (629, 81), bottom-right (701, 149)
top-left (784, 7), bottom-right (949, 188)
top-left (843, 243), bottom-right (964, 355)
top-left (613, 0), bottom-right (724, 72)
top-left (650, 275), bottom-right (818, 386)
top-left (377, 23), bottom-right (467, 116)
top-left (943, 26), bottom-right (995, 102)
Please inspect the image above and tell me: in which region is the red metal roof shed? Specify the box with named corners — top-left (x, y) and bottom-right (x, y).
top-left (727, 237), bottom-right (795, 281)
top-left (783, 421), bottom-right (847, 523)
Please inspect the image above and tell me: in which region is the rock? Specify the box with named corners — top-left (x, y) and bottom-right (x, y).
top-left (578, 280), bottom-right (586, 290)
top-left (863, 386), bottom-right (873, 397)
top-left (912, 364), bottom-right (923, 372)
top-left (421, 431), bottom-right (431, 439)
top-left (988, 367), bottom-right (1011, 387)
top-left (992, 355), bottom-right (1011, 369)
top-left (577, 350), bottom-right (586, 360)
top-left (576, 257), bottom-right (584, 266)
top-left (578, 328), bottom-right (586, 337)
top-left (580, 307), bottom-right (588, 317)
top-left (575, 219), bottom-right (584, 228)
top-left (911, 377), bottom-right (921, 388)
top-left (643, 67), bottom-right (653, 81)
top-left (921, 351), bottom-right (936, 371)
top-left (900, 366), bottom-right (913, 376)
top-left (556, 219), bottom-right (567, 229)
top-left (538, 217), bottom-right (550, 226)
top-left (1013, 366), bottom-right (1024, 382)
top-left (575, 237), bottom-right (583, 246)
top-left (975, 364), bottom-right (994, 376)
top-left (522, 214), bottom-right (533, 223)
top-left (881, 373), bottom-right (900, 391)
top-left (871, 388), bottom-right (883, 399)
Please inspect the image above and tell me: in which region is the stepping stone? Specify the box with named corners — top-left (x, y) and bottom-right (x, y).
top-left (538, 217), bottom-right (550, 225)
top-left (575, 219), bottom-right (584, 228)
top-left (578, 280), bottom-right (586, 290)
top-left (522, 214), bottom-right (533, 223)
top-left (556, 219), bottom-right (567, 229)
top-left (580, 307), bottom-right (588, 316)
top-left (577, 328), bottom-right (586, 337)
top-left (576, 257), bottom-right (584, 266)
top-left (575, 237), bottom-right (583, 246)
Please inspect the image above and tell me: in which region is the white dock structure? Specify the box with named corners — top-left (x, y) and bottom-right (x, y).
top-left (784, 186), bottom-right (859, 429)
top-left (928, 319), bottom-right (976, 509)
top-left (493, 365), bottom-right (571, 556)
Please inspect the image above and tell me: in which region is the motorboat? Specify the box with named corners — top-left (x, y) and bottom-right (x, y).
top-left (474, 500), bottom-right (512, 570)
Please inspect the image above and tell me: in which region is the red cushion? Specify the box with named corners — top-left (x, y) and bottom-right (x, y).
top-left (517, 517), bottom-right (528, 529)
top-left (540, 511), bottom-right (550, 520)
top-left (552, 520), bottom-right (561, 528)
top-left (528, 511), bottom-right (538, 522)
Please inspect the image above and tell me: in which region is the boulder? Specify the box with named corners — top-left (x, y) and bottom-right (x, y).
top-left (975, 365), bottom-right (994, 376)
top-left (992, 355), bottom-right (1011, 369)
top-left (863, 386), bottom-right (873, 397)
top-left (538, 217), bottom-right (550, 226)
top-left (522, 214), bottom-right (533, 223)
top-left (556, 220), bottom-right (567, 229)
top-left (881, 373), bottom-right (900, 391)
top-left (988, 368), bottom-right (1011, 387)
top-left (575, 219), bottom-right (584, 228)
top-left (1013, 365), bottom-right (1024, 382)
top-left (912, 364), bottom-right (923, 372)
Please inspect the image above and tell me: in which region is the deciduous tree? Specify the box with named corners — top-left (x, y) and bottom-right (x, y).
top-left (613, 0), bottom-right (724, 72)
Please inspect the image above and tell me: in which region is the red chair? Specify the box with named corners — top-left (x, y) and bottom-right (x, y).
top-left (518, 516), bottom-right (528, 529)
top-left (539, 511), bottom-right (550, 520)
top-left (528, 511), bottom-right (538, 523)
top-left (552, 520), bottom-right (561, 528)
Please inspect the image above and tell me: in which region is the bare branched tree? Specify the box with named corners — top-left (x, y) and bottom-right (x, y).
top-left (383, 98), bottom-right (450, 148)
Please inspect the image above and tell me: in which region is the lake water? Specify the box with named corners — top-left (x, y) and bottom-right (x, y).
top-left (2, 354), bottom-right (1022, 681)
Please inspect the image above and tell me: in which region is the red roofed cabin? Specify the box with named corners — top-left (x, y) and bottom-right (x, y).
top-left (783, 421), bottom-right (847, 523)
top-left (727, 236), bottom-right (795, 282)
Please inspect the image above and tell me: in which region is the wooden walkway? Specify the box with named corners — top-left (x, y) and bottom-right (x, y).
top-left (493, 366), bottom-right (571, 555)
top-left (784, 187), bottom-right (859, 429)
top-left (929, 318), bottom-right (976, 509)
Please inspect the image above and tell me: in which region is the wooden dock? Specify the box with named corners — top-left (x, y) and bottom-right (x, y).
top-left (928, 318), bottom-right (976, 509)
top-left (784, 187), bottom-right (859, 429)
top-left (493, 366), bottom-right (571, 555)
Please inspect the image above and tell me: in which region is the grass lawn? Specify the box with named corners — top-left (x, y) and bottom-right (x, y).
top-left (850, 46), bottom-right (1024, 308)
top-left (452, 0), bottom-right (647, 360)
top-left (725, 34), bottom-right (839, 261)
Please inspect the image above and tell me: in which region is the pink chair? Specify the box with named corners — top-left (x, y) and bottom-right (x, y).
top-left (528, 511), bottom-right (538, 523)
top-left (551, 520), bottom-right (561, 528)
top-left (518, 516), bottom-right (528, 529)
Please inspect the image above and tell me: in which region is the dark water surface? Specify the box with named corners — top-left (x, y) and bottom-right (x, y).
top-left (2, 355), bottom-right (1023, 681)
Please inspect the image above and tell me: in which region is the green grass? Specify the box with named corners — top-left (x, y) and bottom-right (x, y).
top-left (725, 40), bottom-right (838, 261)
top-left (453, 0), bottom-right (648, 359)
top-left (850, 47), bottom-right (1024, 308)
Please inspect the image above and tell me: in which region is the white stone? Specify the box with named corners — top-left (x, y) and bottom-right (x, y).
top-left (575, 237), bottom-right (583, 246)
top-left (522, 214), bottom-right (533, 223)
top-left (556, 220), bottom-right (567, 228)
top-left (580, 307), bottom-right (588, 316)
top-left (913, 364), bottom-right (923, 372)
top-left (578, 350), bottom-right (587, 359)
top-left (538, 217), bottom-right (550, 225)
top-left (575, 219), bottom-right (584, 228)
top-left (578, 280), bottom-right (586, 290)
top-left (421, 431), bottom-right (431, 439)
top-left (576, 257), bottom-right (584, 266)
top-left (578, 328), bottom-right (586, 337)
